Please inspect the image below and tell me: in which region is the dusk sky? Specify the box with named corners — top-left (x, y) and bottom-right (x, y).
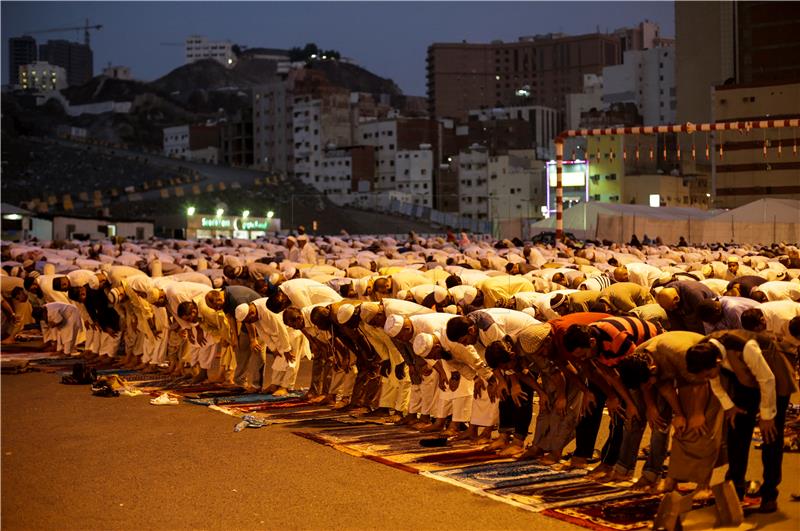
top-left (2, 1), bottom-right (675, 94)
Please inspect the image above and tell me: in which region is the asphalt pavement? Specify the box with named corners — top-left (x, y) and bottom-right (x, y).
top-left (3, 370), bottom-right (799, 530)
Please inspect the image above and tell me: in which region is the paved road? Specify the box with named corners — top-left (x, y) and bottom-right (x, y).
top-left (1, 372), bottom-right (579, 531)
top-left (3, 370), bottom-right (799, 530)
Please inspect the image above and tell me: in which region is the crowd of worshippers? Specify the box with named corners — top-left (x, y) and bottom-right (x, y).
top-left (2, 232), bottom-right (800, 515)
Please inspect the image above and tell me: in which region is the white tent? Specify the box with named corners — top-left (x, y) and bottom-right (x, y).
top-left (529, 202), bottom-right (717, 243)
top-left (701, 199), bottom-right (800, 244)
top-left (528, 199), bottom-right (799, 245)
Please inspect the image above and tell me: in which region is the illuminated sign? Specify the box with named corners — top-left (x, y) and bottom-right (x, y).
top-left (201, 217), bottom-right (232, 228)
top-left (546, 160), bottom-right (588, 187)
top-left (237, 218), bottom-right (271, 231)
top-left (196, 215), bottom-right (272, 231)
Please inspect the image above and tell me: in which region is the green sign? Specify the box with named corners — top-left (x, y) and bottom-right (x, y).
top-left (238, 218), bottom-right (270, 231)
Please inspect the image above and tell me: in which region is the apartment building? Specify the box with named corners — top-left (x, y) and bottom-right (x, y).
top-left (395, 147), bottom-right (434, 207)
top-left (18, 61), bottom-right (66, 91)
top-left (426, 24), bottom-right (664, 122)
top-left (711, 82), bottom-right (800, 208)
top-left (292, 87), bottom-right (352, 189)
top-left (253, 80), bottom-right (294, 174)
top-left (566, 74), bottom-right (604, 130)
top-left (603, 46), bottom-right (676, 125)
top-left (357, 118), bottom-right (437, 191)
top-left (457, 146), bottom-right (490, 220)
top-left (467, 105), bottom-right (558, 159)
top-left (185, 35), bottom-right (235, 67)
top-left (162, 124), bottom-right (220, 163)
top-left (220, 107), bottom-right (254, 167)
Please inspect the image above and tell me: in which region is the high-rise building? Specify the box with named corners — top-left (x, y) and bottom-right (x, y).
top-left (9, 36), bottom-right (37, 86)
top-left (736, 2), bottom-right (800, 85)
top-left (676, 1), bottom-right (800, 206)
top-left (39, 40), bottom-right (93, 86)
top-left (426, 23), bottom-right (660, 123)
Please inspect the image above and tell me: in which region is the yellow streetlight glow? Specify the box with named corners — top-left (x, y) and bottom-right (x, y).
top-left (216, 208), bottom-right (224, 217)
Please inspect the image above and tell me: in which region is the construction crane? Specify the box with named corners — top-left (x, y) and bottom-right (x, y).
top-left (24, 19), bottom-right (102, 46)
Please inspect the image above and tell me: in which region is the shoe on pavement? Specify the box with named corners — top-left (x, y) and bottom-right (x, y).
top-left (150, 393), bottom-right (179, 405)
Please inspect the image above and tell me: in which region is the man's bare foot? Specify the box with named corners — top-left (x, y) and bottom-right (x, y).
top-left (412, 421), bottom-right (432, 430)
top-left (441, 426), bottom-right (460, 438)
top-left (308, 394), bottom-right (328, 404)
top-left (632, 475), bottom-right (657, 491)
top-left (451, 427), bottom-right (477, 441)
top-left (518, 446), bottom-right (545, 461)
top-left (487, 434), bottom-right (511, 452)
top-left (538, 452), bottom-right (563, 465)
top-left (586, 463), bottom-right (613, 479)
top-left (569, 456), bottom-right (590, 468)
top-left (606, 469), bottom-right (633, 483)
top-left (473, 433), bottom-right (493, 445)
top-left (361, 407), bottom-right (391, 418)
top-left (690, 484), bottom-right (713, 500)
top-left (272, 387), bottom-right (289, 397)
top-left (262, 384), bottom-right (279, 395)
top-left (383, 414), bottom-right (403, 423)
top-left (497, 441), bottom-right (525, 457)
top-left (656, 478), bottom-right (677, 493)
top-left (397, 414), bottom-right (417, 425)
top-left (419, 420), bottom-right (446, 432)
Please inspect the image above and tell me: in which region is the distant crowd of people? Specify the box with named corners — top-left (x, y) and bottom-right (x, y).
top-left (2, 230), bottom-right (799, 518)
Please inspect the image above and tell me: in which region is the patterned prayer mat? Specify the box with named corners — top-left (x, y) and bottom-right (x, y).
top-left (426, 461), bottom-right (585, 489)
top-left (293, 424), bottom-right (516, 472)
top-left (541, 492), bottom-right (716, 531)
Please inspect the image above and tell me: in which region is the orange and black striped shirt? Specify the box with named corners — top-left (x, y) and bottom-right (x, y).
top-left (591, 316), bottom-right (663, 366)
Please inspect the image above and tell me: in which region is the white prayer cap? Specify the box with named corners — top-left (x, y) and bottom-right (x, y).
top-left (384, 314), bottom-right (405, 337)
top-left (449, 285), bottom-right (477, 305)
top-left (442, 305), bottom-right (458, 314)
top-left (433, 285), bottom-right (449, 304)
top-left (360, 302), bottom-right (381, 322)
top-left (397, 289), bottom-right (409, 301)
top-left (212, 276), bottom-right (224, 288)
top-left (232, 265), bottom-right (243, 277)
top-left (235, 303), bottom-right (251, 322)
top-left (269, 273), bottom-right (282, 285)
top-left (336, 303), bottom-right (356, 324)
top-left (287, 236), bottom-right (297, 244)
top-left (413, 333), bottom-right (435, 357)
top-left (146, 288), bottom-right (161, 304)
top-left (284, 267), bottom-right (297, 280)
